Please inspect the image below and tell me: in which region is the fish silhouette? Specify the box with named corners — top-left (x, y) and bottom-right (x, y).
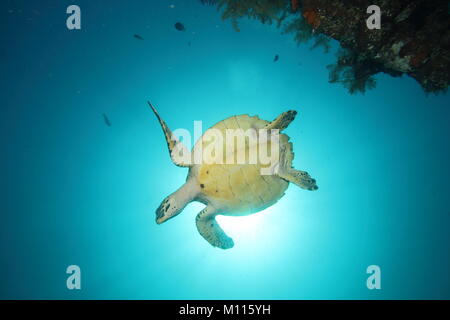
top-left (134, 34), bottom-right (144, 40)
top-left (103, 114), bottom-right (111, 127)
top-left (174, 22), bottom-right (186, 31)
top-left (274, 54), bottom-right (279, 62)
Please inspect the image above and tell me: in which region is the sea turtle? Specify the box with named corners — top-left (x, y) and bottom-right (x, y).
top-left (149, 101), bottom-right (318, 249)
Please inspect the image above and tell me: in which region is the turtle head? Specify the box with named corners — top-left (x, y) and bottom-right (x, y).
top-left (155, 194), bottom-right (183, 224)
top-left (155, 182), bottom-right (196, 224)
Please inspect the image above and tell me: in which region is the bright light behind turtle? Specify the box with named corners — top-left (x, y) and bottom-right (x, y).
top-left (215, 204), bottom-right (288, 253)
top-left (216, 214), bottom-right (266, 240)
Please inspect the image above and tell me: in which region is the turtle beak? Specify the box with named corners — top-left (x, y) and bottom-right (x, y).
top-left (155, 202), bottom-right (168, 224)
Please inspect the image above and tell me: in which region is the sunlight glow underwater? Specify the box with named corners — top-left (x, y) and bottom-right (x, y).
top-left (2, 0), bottom-right (450, 300)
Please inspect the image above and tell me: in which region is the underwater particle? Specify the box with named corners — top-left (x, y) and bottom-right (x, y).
top-left (103, 113), bottom-right (111, 127)
top-left (174, 22), bottom-right (186, 31)
top-left (149, 101), bottom-right (318, 249)
top-left (273, 54), bottom-right (279, 62)
top-left (169, 4), bottom-right (175, 9)
top-left (133, 34), bottom-right (144, 40)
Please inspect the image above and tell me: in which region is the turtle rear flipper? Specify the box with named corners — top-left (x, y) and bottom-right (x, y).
top-left (276, 142), bottom-right (318, 190)
top-left (263, 110), bottom-right (297, 131)
top-left (196, 207), bottom-right (234, 249)
top-left (148, 101), bottom-right (192, 167)
top-left (278, 168), bottom-right (318, 191)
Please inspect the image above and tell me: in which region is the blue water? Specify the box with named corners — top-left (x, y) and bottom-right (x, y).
top-left (1, 0), bottom-right (449, 299)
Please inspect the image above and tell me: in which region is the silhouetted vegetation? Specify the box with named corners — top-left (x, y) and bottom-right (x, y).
top-left (327, 49), bottom-right (378, 95)
top-left (199, 0), bottom-right (449, 95)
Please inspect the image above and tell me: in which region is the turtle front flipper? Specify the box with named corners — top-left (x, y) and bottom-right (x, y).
top-left (263, 110), bottom-right (297, 131)
top-left (278, 168), bottom-right (318, 191)
top-left (196, 206), bottom-right (234, 249)
top-left (148, 101), bottom-right (192, 167)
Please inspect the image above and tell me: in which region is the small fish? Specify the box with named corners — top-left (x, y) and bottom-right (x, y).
top-left (134, 34), bottom-right (144, 40)
top-left (174, 22), bottom-right (186, 31)
top-left (188, 41), bottom-right (191, 47)
top-left (103, 113), bottom-right (111, 127)
top-left (273, 54), bottom-right (279, 62)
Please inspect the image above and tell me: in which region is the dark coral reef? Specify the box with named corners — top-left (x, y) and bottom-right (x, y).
top-left (201, 0), bottom-right (449, 94)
